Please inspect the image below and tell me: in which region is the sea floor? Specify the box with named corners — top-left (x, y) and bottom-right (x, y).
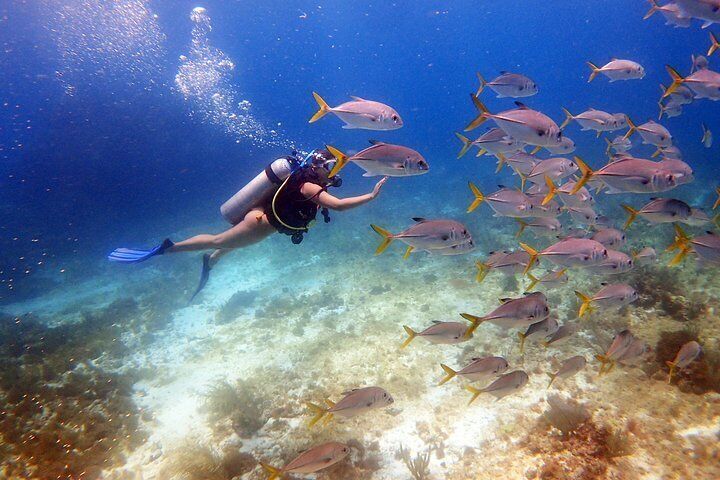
top-left (2, 216), bottom-right (719, 480)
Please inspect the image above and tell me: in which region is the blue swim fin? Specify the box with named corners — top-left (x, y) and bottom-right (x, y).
top-left (108, 238), bottom-right (174, 263)
top-left (189, 253), bottom-right (212, 303)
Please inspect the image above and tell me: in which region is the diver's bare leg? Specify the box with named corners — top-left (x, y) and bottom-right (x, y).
top-left (208, 248), bottom-right (232, 268)
top-left (169, 209), bottom-right (275, 253)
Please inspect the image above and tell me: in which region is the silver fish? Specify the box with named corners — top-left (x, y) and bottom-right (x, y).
top-left (674, 0), bottom-right (720, 27)
top-left (681, 207), bottom-right (715, 227)
top-left (461, 292), bottom-right (550, 333)
top-left (627, 119), bottom-right (673, 147)
top-left (586, 249), bottom-right (634, 275)
top-left (588, 59), bottom-right (645, 82)
top-left (261, 442), bottom-right (350, 477)
top-left (561, 108), bottom-right (625, 133)
top-left (526, 157), bottom-right (578, 184)
top-left (477, 71), bottom-right (538, 98)
top-left (644, 1), bottom-right (692, 28)
top-left (475, 250), bottom-right (538, 282)
top-left (632, 246), bottom-right (657, 264)
top-left (702, 122), bottom-right (713, 148)
top-left (521, 238), bottom-right (609, 271)
top-left (506, 152), bottom-right (539, 176)
top-left (372, 218), bottom-right (472, 254)
top-left (455, 128), bottom-right (523, 159)
top-left (518, 316), bottom-right (560, 352)
top-left (466, 370), bottom-right (529, 404)
top-left (622, 198), bottom-right (692, 229)
top-left (309, 92), bottom-right (402, 130)
top-left (516, 217), bottom-right (562, 238)
top-left (667, 341), bottom-right (702, 383)
top-left (575, 283), bottom-right (638, 317)
top-left (671, 227), bottom-right (720, 265)
top-left (657, 158), bottom-right (693, 185)
top-left (467, 183), bottom-right (535, 218)
top-left (545, 135), bottom-right (576, 154)
top-left (556, 180), bottom-right (594, 207)
top-left (605, 135), bottom-right (633, 154)
top-left (597, 329), bottom-right (636, 374)
top-left (572, 156), bottom-right (677, 195)
top-left (439, 356), bottom-right (509, 385)
top-left (401, 321), bottom-right (472, 348)
top-left (567, 205), bottom-right (599, 226)
top-left (691, 54), bottom-right (709, 74)
top-left (544, 323), bottom-right (577, 346)
top-left (307, 386), bottom-right (393, 426)
top-left (547, 355), bottom-right (587, 387)
top-left (525, 269), bottom-right (568, 292)
top-left (664, 65), bottom-right (720, 101)
top-left (591, 228), bottom-right (626, 249)
top-left (326, 141), bottom-right (428, 177)
top-left (616, 338), bottom-right (650, 366)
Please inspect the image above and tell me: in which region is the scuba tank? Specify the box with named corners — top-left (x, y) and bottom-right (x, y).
top-left (220, 156), bottom-right (298, 224)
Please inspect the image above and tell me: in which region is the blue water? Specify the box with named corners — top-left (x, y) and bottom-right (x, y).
top-left (2, 2), bottom-right (720, 479)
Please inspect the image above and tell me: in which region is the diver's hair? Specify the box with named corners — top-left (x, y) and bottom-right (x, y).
top-left (311, 148), bottom-right (334, 165)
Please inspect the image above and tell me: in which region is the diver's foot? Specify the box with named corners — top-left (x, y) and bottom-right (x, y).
top-left (189, 253), bottom-right (212, 303)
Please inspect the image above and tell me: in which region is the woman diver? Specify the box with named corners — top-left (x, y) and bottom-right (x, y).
top-left (108, 149), bottom-right (388, 300)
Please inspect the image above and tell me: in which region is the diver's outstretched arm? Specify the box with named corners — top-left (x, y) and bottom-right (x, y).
top-left (303, 177), bottom-right (387, 211)
top-left (168, 209), bottom-right (275, 253)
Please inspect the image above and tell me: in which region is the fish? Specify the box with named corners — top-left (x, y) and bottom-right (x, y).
top-left (545, 135), bottom-right (576, 155)
top-left (669, 225), bottom-right (720, 266)
top-left (543, 323), bottom-right (577, 347)
top-left (674, 0), bottom-right (720, 28)
top-left (664, 65), bottom-right (720, 101)
top-left (702, 122), bottom-right (713, 147)
top-left (525, 158), bottom-right (578, 185)
top-left (526, 193), bottom-right (563, 218)
top-left (553, 179), bottom-right (594, 208)
top-left (325, 141), bottom-right (428, 177)
top-left (568, 156), bottom-right (678, 197)
top-left (475, 250), bottom-right (538, 282)
top-left (515, 217), bottom-right (562, 238)
top-left (585, 249), bottom-right (634, 275)
top-left (425, 239), bottom-right (476, 256)
top-left (587, 59), bottom-right (645, 82)
top-left (625, 118), bottom-right (673, 147)
top-left (520, 238), bottom-right (609, 273)
top-left (658, 100), bottom-right (683, 119)
top-left (566, 205), bottom-right (600, 226)
top-left (455, 129), bottom-right (523, 162)
top-left (660, 83), bottom-right (694, 105)
top-left (652, 144), bottom-right (683, 159)
top-left (260, 442), bottom-right (350, 479)
top-left (656, 158), bottom-right (693, 185)
top-left (525, 269), bottom-right (568, 293)
top-left (560, 108), bottom-right (627, 133)
top-left (691, 54), bottom-right (709, 73)
top-left (438, 356), bottom-right (509, 385)
top-left (517, 316), bottom-right (560, 352)
top-left (467, 183), bottom-right (535, 218)
top-left (401, 320), bottom-right (473, 349)
top-left (632, 246), bottom-right (657, 264)
top-left (616, 338), bottom-right (650, 366)
top-left (476, 71), bottom-right (538, 98)
top-left (547, 355), bottom-right (587, 387)
top-left (596, 329), bottom-right (636, 374)
top-left (622, 198), bottom-right (692, 230)
top-left (682, 207), bottom-right (718, 227)
top-left (309, 92), bottom-right (402, 130)
top-left (666, 341), bottom-right (702, 383)
top-left (506, 152), bottom-right (540, 176)
top-left (371, 218), bottom-right (472, 256)
top-left (465, 370), bottom-right (529, 404)
top-left (306, 387), bottom-right (393, 426)
top-left (574, 283), bottom-right (638, 317)
top-left (605, 135), bottom-right (633, 155)
top-left (591, 228), bottom-right (626, 249)
top-left (464, 97), bottom-right (564, 148)
top-left (460, 292), bottom-right (550, 335)
top-left (644, 0), bottom-right (692, 27)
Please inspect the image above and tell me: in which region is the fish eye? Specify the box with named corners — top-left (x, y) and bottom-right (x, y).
top-left (538, 130), bottom-right (545, 137)
top-left (392, 115), bottom-right (399, 122)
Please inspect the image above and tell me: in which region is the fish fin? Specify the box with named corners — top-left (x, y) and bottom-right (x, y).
top-left (260, 462), bottom-right (283, 480)
top-left (412, 217), bottom-right (427, 222)
top-left (560, 107), bottom-right (573, 130)
top-left (341, 124), bottom-right (358, 129)
top-left (465, 385), bottom-right (482, 406)
top-left (518, 172), bottom-right (527, 193)
top-left (595, 354), bottom-right (612, 376)
top-left (668, 244), bottom-right (692, 266)
top-left (666, 360), bottom-right (677, 384)
top-left (529, 145), bottom-right (541, 154)
top-left (709, 32), bottom-right (720, 56)
top-left (519, 243), bottom-right (539, 275)
top-left (570, 156), bottom-right (593, 195)
top-left (464, 94), bottom-right (489, 131)
top-left (309, 92), bottom-right (330, 123)
top-left (325, 145), bottom-right (349, 177)
top-left (621, 204), bottom-right (639, 230)
top-left (455, 132), bottom-right (472, 158)
top-left (495, 153), bottom-right (507, 173)
top-left (525, 272), bottom-right (539, 292)
top-left (476, 147), bottom-right (487, 157)
top-left (370, 224), bottom-right (394, 255)
top-left (518, 332), bottom-right (527, 354)
top-left (663, 65), bottom-right (685, 97)
top-left (547, 372), bottom-right (557, 388)
top-left (402, 246), bottom-right (414, 260)
top-left (467, 181), bottom-right (485, 213)
top-left (401, 325), bottom-right (417, 349)
top-left (459, 313), bottom-right (484, 338)
top-left (586, 61), bottom-right (601, 82)
top-left (541, 175), bottom-right (557, 206)
top-left (475, 72), bottom-right (486, 97)
top-left (349, 95), bottom-right (367, 101)
top-left (515, 219), bottom-right (528, 239)
top-left (439, 364), bottom-right (457, 385)
top-left (623, 115), bottom-right (637, 140)
top-left (306, 402), bottom-right (328, 427)
top-left (714, 187), bottom-right (720, 210)
top-left (574, 291), bottom-right (594, 318)
top-left (702, 123), bottom-right (711, 145)
top-left (514, 101), bottom-right (529, 109)
top-left (475, 260), bottom-right (490, 283)
top-left (368, 139), bottom-right (384, 145)
top-left (643, 0), bottom-right (659, 20)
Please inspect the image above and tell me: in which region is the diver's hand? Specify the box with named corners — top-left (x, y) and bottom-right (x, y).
top-left (371, 177), bottom-right (389, 199)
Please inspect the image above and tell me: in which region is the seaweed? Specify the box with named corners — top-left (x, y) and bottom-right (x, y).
top-left (541, 394), bottom-right (591, 437)
top-left (397, 444), bottom-right (432, 480)
top-left (202, 377), bottom-right (269, 437)
top-left (158, 442), bottom-right (254, 480)
top-left (604, 427), bottom-right (635, 458)
top-left (215, 289), bottom-right (257, 324)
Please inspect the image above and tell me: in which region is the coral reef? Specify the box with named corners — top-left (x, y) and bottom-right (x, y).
top-left (398, 444), bottom-right (432, 480)
top-left (158, 442), bottom-right (255, 480)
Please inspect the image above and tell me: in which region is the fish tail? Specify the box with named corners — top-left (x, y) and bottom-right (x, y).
top-left (309, 91), bottom-right (330, 123)
top-left (604, 137), bottom-right (613, 156)
top-left (402, 246), bottom-right (414, 260)
top-left (663, 65), bottom-right (685, 98)
top-left (529, 145), bottom-right (542, 155)
top-left (260, 462), bottom-right (283, 480)
top-left (643, 0), bottom-right (659, 20)
top-left (475, 260), bottom-right (490, 283)
top-left (651, 146), bottom-right (662, 158)
top-left (714, 187), bottom-right (720, 210)
top-left (595, 354), bottom-right (611, 376)
top-left (465, 385), bottom-right (482, 406)
top-left (702, 123), bottom-right (711, 144)
top-left (467, 181), bottom-right (485, 213)
top-left (495, 153), bottom-right (507, 174)
top-left (306, 402), bottom-right (328, 427)
top-left (518, 332), bottom-right (527, 354)
top-left (712, 212), bottom-right (720, 229)
top-left (515, 219), bottom-right (528, 239)
top-left (475, 72), bottom-right (486, 97)
top-left (621, 204), bottom-right (639, 230)
top-left (586, 61), bottom-right (601, 82)
top-left (455, 132), bottom-right (473, 158)
top-left (438, 364), bottom-right (458, 385)
top-left (668, 244), bottom-right (691, 267)
top-left (657, 100), bottom-right (666, 120)
top-left (464, 94), bottom-right (489, 131)
top-left (574, 291), bottom-right (594, 318)
top-left (370, 224), bottom-right (394, 255)
top-left (401, 325), bottom-right (417, 349)
top-left (560, 107), bottom-right (573, 130)
top-left (665, 360), bottom-right (677, 384)
top-left (325, 144), bottom-right (349, 177)
top-left (623, 115), bottom-right (637, 140)
top-left (518, 172), bottom-right (527, 193)
top-left (475, 147), bottom-right (487, 157)
top-left (525, 272), bottom-right (539, 292)
top-left (709, 31), bottom-right (720, 56)
top-left (459, 312), bottom-right (484, 338)
top-left (570, 155), bottom-right (593, 195)
top-left (518, 242), bottom-right (539, 275)
top-left (546, 372), bottom-right (557, 388)
top-left (541, 175), bottom-right (557, 206)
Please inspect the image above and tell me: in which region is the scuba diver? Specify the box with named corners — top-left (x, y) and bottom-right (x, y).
top-left (108, 149), bottom-right (388, 300)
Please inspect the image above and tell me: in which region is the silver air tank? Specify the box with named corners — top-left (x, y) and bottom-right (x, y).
top-left (220, 157), bottom-right (294, 224)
